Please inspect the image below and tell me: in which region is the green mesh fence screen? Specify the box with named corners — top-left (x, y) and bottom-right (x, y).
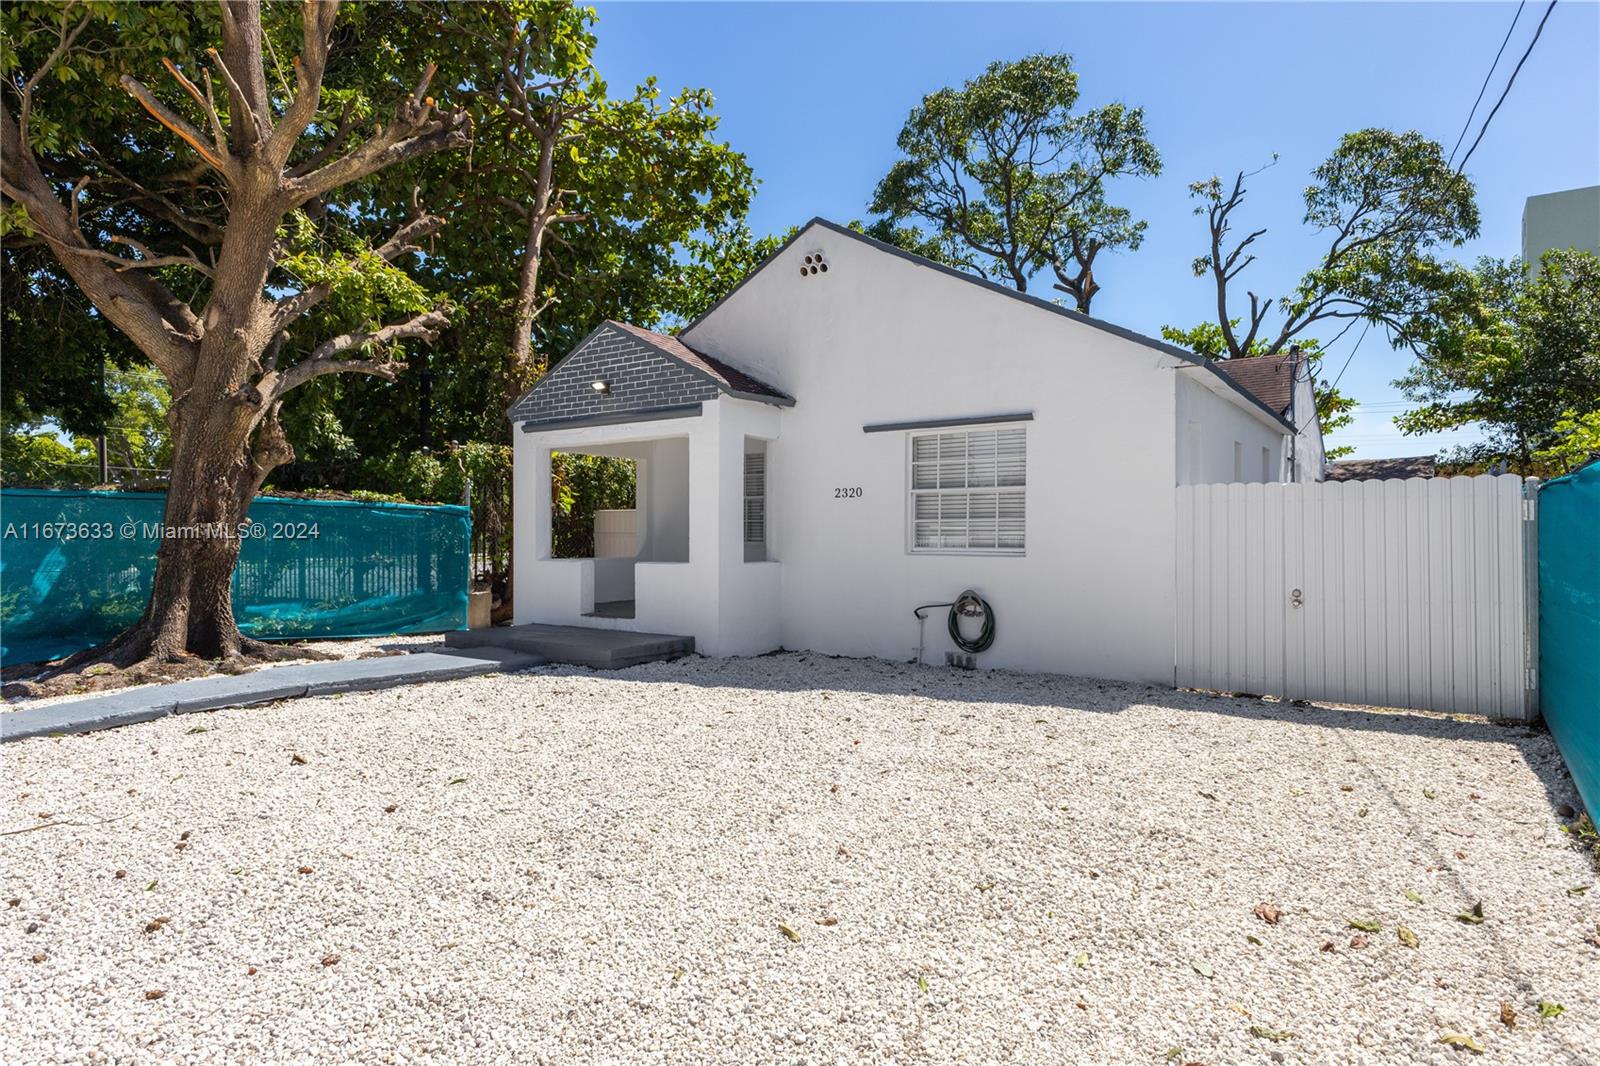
top-left (1539, 459), bottom-right (1600, 818)
top-left (0, 488), bottom-right (469, 666)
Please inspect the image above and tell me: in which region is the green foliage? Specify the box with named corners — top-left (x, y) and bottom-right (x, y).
top-left (551, 453), bottom-right (637, 558)
top-left (1160, 322), bottom-right (1357, 458)
top-left (1532, 410), bottom-right (1600, 475)
top-left (1395, 249), bottom-right (1600, 472)
top-left (871, 53), bottom-right (1160, 309)
top-left (0, 428), bottom-right (93, 485)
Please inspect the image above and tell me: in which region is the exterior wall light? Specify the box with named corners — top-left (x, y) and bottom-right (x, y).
top-left (591, 380), bottom-right (611, 395)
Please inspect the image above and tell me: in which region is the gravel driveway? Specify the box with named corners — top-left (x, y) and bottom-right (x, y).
top-left (2, 654), bottom-right (1594, 1064)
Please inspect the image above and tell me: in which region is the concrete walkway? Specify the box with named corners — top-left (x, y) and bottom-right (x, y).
top-left (0, 647), bottom-right (543, 743)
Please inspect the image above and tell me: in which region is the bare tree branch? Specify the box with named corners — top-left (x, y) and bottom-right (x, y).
top-left (266, 307), bottom-right (449, 399)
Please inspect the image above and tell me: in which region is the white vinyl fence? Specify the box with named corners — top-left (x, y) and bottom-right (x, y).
top-left (593, 508), bottom-right (639, 558)
top-left (1175, 476), bottom-right (1537, 720)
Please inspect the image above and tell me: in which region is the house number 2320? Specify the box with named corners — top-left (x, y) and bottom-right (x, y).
top-left (833, 486), bottom-right (863, 498)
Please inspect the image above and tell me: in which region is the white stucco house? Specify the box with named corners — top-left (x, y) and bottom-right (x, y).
top-left (508, 218), bottom-right (1324, 684)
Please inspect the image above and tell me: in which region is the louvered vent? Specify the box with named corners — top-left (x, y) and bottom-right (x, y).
top-left (743, 451), bottom-right (766, 544)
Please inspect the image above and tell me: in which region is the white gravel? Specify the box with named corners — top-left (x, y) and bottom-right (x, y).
top-left (2, 653), bottom-right (1594, 1064)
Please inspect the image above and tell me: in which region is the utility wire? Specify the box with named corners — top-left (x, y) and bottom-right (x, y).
top-left (1456, 0), bottom-right (1558, 174)
top-left (1448, 0), bottom-right (1525, 167)
top-left (1329, 321), bottom-right (1372, 393)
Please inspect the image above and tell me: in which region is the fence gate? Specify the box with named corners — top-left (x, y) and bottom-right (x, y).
top-left (1175, 475), bottom-right (1536, 720)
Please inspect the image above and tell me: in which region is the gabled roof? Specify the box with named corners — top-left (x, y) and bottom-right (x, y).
top-left (605, 321), bottom-right (791, 404)
top-left (1213, 353), bottom-right (1299, 418)
top-left (682, 216), bottom-right (1296, 434)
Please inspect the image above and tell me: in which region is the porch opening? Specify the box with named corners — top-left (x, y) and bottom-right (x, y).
top-left (549, 439), bottom-right (689, 621)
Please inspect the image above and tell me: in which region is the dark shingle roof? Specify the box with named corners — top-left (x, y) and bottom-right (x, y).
top-left (606, 321), bottom-right (791, 404)
top-left (1325, 456), bottom-right (1438, 481)
top-left (1212, 354), bottom-right (1298, 417)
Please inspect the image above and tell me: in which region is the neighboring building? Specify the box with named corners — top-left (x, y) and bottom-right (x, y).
top-left (1522, 185), bottom-right (1600, 271)
top-left (507, 218), bottom-right (1325, 683)
top-left (1325, 456), bottom-right (1438, 481)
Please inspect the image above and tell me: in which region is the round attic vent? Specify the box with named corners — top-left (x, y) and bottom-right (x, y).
top-left (800, 251), bottom-right (828, 277)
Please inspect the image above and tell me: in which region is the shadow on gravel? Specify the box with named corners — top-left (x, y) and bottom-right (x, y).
top-left (548, 651), bottom-right (1583, 820)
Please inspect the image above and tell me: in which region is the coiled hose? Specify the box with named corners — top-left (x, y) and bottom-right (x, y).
top-left (912, 589), bottom-right (996, 655)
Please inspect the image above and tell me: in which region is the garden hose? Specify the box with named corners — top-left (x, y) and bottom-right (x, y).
top-left (912, 589), bottom-right (996, 656)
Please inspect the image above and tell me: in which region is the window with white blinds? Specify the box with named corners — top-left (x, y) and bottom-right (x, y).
top-left (908, 426), bottom-right (1025, 553)
top-left (743, 451), bottom-right (766, 546)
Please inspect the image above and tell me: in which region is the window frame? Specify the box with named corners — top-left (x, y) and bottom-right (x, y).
top-left (904, 422), bottom-right (1027, 557)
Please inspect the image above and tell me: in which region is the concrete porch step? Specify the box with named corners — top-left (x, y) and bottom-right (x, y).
top-left (445, 623), bottom-right (694, 670)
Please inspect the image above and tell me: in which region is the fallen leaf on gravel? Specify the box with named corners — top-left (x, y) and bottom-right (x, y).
top-left (1164, 1049), bottom-right (1183, 1062)
top-left (1226, 1002), bottom-right (1251, 1017)
top-left (186, 726), bottom-right (208, 734)
top-left (1455, 850), bottom-right (1468, 860)
top-left (1348, 934), bottom-right (1369, 949)
top-left (384, 804), bottom-right (398, 813)
top-left (247, 966), bottom-right (257, 976)
top-left (1568, 885), bottom-right (1590, 896)
top-left (1074, 952), bottom-right (1089, 968)
top-left (1348, 918), bottom-right (1380, 932)
top-left (1358, 806), bottom-right (1369, 817)
top-left (1246, 934), bottom-right (1263, 945)
top-left (290, 754), bottom-right (306, 765)
top-left (1456, 902), bottom-right (1485, 925)
top-left (1191, 960), bottom-right (1215, 979)
top-left (448, 777), bottom-right (467, 785)
top-left (1340, 785), bottom-right (1354, 792)
top-left (6, 898), bottom-right (17, 907)
top-left (777, 922), bottom-right (801, 943)
top-left (975, 881), bottom-right (995, 892)
top-left (31, 953), bottom-right (45, 963)
top-left (1198, 790), bottom-right (1217, 801)
top-left (1436, 1033), bottom-right (1484, 1053)
top-left (1398, 926), bottom-right (1420, 948)
top-left (1253, 903), bottom-right (1282, 925)
top-left (321, 954), bottom-right (340, 967)
top-left (1499, 1002), bottom-right (1517, 1028)
top-left (143, 917), bottom-right (170, 934)
top-left (1320, 941), bottom-right (1335, 952)
top-left (114, 869), bottom-right (128, 880)
top-left (1403, 889), bottom-right (1424, 903)
top-left (1537, 1001), bottom-right (1565, 1019)
top-left (917, 975), bottom-right (929, 992)
top-left (1424, 789), bottom-right (1437, 800)
top-left (671, 967), bottom-right (683, 983)
top-left (143, 989), bottom-right (165, 1001)
top-left (1289, 787), bottom-right (1307, 797)
top-left (816, 917), bottom-right (838, 926)
top-left (298, 866), bottom-right (313, 874)
top-left (1249, 1024), bottom-right (1294, 1042)
top-left (145, 881), bottom-right (156, 891)
top-left (174, 841), bottom-right (188, 851)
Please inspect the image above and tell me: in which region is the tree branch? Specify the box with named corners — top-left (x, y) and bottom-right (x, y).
top-left (266, 307), bottom-right (449, 400)
top-left (119, 75), bottom-right (234, 177)
top-left (268, 212), bottom-right (443, 330)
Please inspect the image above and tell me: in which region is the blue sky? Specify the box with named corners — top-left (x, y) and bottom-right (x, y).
top-left (591, 1), bottom-right (1600, 459)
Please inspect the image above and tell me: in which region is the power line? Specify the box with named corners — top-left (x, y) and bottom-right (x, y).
top-left (1456, 0), bottom-right (1559, 174)
top-left (1328, 321), bottom-right (1371, 393)
top-left (1448, 0), bottom-right (1526, 167)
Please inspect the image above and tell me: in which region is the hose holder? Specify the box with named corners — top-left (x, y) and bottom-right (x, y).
top-left (912, 589), bottom-right (996, 663)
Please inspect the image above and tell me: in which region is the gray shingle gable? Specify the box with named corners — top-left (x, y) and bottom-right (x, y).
top-left (507, 323), bottom-right (722, 426)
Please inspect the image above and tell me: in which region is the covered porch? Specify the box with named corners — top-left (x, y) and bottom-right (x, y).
top-left (511, 398), bottom-right (784, 657)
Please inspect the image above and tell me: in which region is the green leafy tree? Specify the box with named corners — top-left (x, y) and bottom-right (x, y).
top-left (1395, 249), bottom-right (1600, 472)
top-left (2, 0), bottom-right (468, 671)
top-left (870, 53), bottom-right (1160, 312)
top-left (1160, 322), bottom-right (1358, 459)
top-left (1187, 130), bottom-right (1478, 361)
